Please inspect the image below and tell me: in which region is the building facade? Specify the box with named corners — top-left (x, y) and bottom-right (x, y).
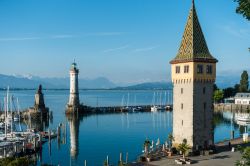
top-left (170, 1), bottom-right (218, 149)
top-left (235, 93), bottom-right (250, 105)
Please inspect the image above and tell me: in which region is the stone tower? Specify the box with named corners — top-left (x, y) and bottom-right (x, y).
top-left (34, 85), bottom-right (46, 110)
top-left (170, 0), bottom-right (218, 149)
top-left (67, 61), bottom-right (80, 111)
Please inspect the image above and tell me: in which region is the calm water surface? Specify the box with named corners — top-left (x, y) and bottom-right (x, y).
top-left (0, 90), bottom-right (249, 166)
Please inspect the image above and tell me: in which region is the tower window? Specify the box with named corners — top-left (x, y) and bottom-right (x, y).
top-left (204, 102), bottom-right (207, 110)
top-left (181, 103), bottom-right (183, 109)
top-left (204, 103), bottom-right (206, 128)
top-left (176, 66), bottom-right (181, 74)
top-left (182, 120), bottom-right (183, 126)
top-left (181, 88), bottom-right (183, 94)
top-left (203, 87), bottom-right (206, 94)
top-left (206, 65), bottom-right (212, 74)
top-left (184, 65), bottom-right (189, 73)
top-left (197, 65), bottom-right (203, 74)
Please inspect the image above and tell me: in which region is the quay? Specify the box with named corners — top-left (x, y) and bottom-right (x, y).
top-left (214, 103), bottom-right (250, 112)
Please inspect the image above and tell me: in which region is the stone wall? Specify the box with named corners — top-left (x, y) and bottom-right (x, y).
top-left (193, 82), bottom-right (213, 148)
top-left (173, 81), bottom-right (213, 149)
top-left (173, 82), bottom-right (194, 147)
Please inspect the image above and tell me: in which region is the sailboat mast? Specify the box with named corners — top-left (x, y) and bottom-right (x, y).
top-left (10, 95), bottom-right (13, 134)
top-left (4, 97), bottom-right (7, 137)
top-left (127, 93), bottom-right (129, 108)
top-left (6, 87), bottom-right (9, 135)
top-left (17, 98), bottom-right (22, 131)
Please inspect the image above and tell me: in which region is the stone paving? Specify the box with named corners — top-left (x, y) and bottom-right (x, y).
top-left (130, 138), bottom-right (250, 166)
top-left (148, 151), bottom-right (241, 166)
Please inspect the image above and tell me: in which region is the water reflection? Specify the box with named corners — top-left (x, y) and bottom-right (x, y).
top-left (22, 113), bottom-right (51, 132)
top-left (213, 111), bottom-right (250, 142)
top-left (66, 113), bottom-right (85, 160)
top-left (22, 109), bottom-right (250, 166)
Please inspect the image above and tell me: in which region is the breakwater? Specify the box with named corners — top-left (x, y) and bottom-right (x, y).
top-left (81, 105), bottom-right (173, 114)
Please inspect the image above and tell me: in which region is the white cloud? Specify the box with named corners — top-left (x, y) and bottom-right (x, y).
top-left (222, 25), bottom-right (250, 39)
top-left (0, 32), bottom-right (124, 42)
top-left (103, 45), bottom-right (129, 53)
top-left (0, 37), bottom-right (41, 41)
top-left (134, 45), bottom-right (160, 52)
top-left (84, 32), bottom-right (125, 36)
top-left (51, 35), bottom-right (74, 39)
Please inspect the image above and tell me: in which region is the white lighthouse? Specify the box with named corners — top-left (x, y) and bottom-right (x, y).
top-left (67, 61), bottom-right (80, 112)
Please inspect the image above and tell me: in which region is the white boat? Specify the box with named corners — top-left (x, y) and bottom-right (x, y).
top-left (235, 113), bottom-right (250, 122)
top-left (13, 115), bottom-right (20, 122)
top-left (151, 105), bottom-right (158, 112)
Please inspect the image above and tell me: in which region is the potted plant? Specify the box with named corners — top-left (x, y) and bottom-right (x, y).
top-left (167, 133), bottom-right (175, 156)
top-left (143, 139), bottom-right (151, 155)
top-left (177, 139), bottom-right (191, 161)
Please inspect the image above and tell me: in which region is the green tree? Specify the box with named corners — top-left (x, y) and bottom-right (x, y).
top-left (234, 0), bottom-right (250, 21)
top-left (223, 87), bottom-right (236, 98)
top-left (235, 84), bottom-right (240, 93)
top-left (168, 133), bottom-right (175, 150)
top-left (213, 84), bottom-right (218, 91)
top-left (177, 139), bottom-right (191, 159)
top-left (239, 71), bottom-right (249, 92)
top-left (213, 90), bottom-right (224, 103)
top-left (235, 147), bottom-right (250, 166)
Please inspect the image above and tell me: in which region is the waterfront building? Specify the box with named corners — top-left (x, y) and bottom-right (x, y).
top-left (170, 0), bottom-right (218, 149)
top-left (66, 61), bottom-right (80, 113)
top-left (235, 93), bottom-right (250, 105)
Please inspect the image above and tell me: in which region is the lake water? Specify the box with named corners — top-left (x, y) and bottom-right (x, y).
top-left (0, 89), bottom-right (249, 166)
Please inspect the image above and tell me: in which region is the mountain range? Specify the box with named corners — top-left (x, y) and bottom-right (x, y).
top-left (0, 73), bottom-right (243, 90)
top-left (0, 74), bottom-right (116, 89)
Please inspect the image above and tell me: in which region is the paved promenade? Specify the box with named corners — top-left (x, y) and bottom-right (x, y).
top-left (148, 150), bottom-right (241, 166)
top-left (131, 137), bottom-right (250, 166)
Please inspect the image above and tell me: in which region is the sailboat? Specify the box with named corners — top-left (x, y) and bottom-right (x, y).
top-left (13, 98), bottom-right (20, 122)
top-left (151, 92), bottom-right (158, 112)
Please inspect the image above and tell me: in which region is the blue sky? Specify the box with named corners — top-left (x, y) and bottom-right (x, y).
top-left (0, 0), bottom-right (249, 84)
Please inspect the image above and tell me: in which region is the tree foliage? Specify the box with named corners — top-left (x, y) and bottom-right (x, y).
top-left (239, 70), bottom-right (249, 92)
top-left (213, 90), bottom-right (224, 103)
top-left (235, 147), bottom-right (250, 166)
top-left (223, 87), bottom-right (237, 98)
top-left (234, 0), bottom-right (250, 21)
top-left (168, 133), bottom-right (175, 149)
top-left (0, 157), bottom-right (35, 166)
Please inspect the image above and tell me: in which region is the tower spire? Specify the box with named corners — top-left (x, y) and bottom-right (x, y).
top-left (170, 0), bottom-right (217, 64)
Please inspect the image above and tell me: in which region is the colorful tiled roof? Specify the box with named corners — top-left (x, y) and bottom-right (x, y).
top-left (170, 0), bottom-right (218, 64)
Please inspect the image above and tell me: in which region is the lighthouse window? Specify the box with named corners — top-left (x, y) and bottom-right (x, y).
top-left (184, 65), bottom-right (189, 73)
top-left (176, 66), bottom-right (181, 74)
top-left (197, 65), bottom-right (203, 74)
top-left (206, 65), bottom-right (212, 74)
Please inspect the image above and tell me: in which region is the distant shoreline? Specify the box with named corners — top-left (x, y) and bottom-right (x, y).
top-left (0, 88), bottom-right (173, 91)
